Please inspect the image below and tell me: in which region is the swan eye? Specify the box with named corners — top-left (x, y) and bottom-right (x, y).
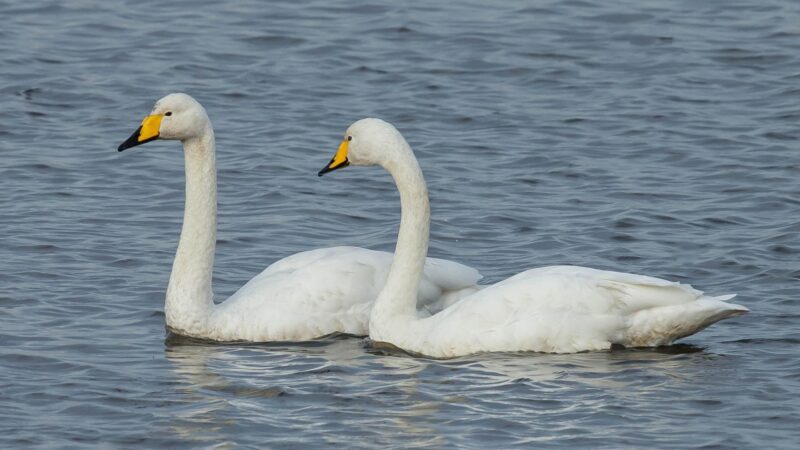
top-left (347, 135), bottom-right (352, 141)
top-left (165, 112), bottom-right (173, 117)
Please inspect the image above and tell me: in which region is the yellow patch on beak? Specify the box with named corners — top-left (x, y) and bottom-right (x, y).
top-left (138, 114), bottom-right (163, 142)
top-left (118, 113), bottom-right (164, 152)
top-left (318, 139), bottom-right (350, 176)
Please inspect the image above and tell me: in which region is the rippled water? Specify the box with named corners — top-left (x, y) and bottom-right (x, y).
top-left (2, 0), bottom-right (799, 447)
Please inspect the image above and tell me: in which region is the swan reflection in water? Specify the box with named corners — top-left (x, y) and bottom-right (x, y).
top-left (163, 333), bottom-right (728, 446)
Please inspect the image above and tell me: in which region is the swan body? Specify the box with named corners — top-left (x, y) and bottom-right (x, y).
top-left (209, 246), bottom-right (481, 340)
top-left (117, 94), bottom-right (481, 342)
top-left (318, 118), bottom-right (748, 358)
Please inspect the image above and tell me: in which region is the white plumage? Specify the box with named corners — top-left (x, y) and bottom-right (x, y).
top-left (319, 118), bottom-right (748, 358)
top-left (211, 246), bottom-right (481, 341)
top-left (387, 266), bottom-right (747, 358)
top-left (118, 94), bottom-right (481, 342)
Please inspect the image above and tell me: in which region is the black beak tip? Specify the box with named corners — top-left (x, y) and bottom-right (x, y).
top-left (318, 157), bottom-right (338, 177)
top-left (117, 126), bottom-right (150, 152)
top-left (318, 158), bottom-right (350, 177)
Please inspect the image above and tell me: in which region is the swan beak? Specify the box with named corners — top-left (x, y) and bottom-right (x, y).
top-left (318, 139), bottom-right (350, 176)
top-left (118, 114), bottom-right (163, 152)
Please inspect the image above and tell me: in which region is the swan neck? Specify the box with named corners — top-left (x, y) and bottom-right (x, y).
top-left (165, 127), bottom-right (217, 335)
top-left (371, 145), bottom-right (430, 325)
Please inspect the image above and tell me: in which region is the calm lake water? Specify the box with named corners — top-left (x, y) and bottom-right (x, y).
top-left (1, 0), bottom-right (799, 448)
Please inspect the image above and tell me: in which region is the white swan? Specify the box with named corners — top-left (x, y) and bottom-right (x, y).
top-left (117, 94), bottom-right (481, 342)
top-left (318, 118), bottom-right (748, 358)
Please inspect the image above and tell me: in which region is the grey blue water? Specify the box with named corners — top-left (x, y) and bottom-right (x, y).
top-left (1, 0), bottom-right (799, 448)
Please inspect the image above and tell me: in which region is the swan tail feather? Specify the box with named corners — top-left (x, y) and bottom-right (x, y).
top-left (622, 295), bottom-right (747, 347)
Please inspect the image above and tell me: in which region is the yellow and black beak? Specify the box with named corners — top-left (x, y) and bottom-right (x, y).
top-left (318, 138), bottom-right (350, 176)
top-left (118, 114), bottom-right (163, 152)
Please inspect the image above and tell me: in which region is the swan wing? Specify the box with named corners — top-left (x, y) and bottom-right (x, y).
top-left (210, 246), bottom-right (481, 340)
top-left (422, 256), bottom-right (482, 290)
top-left (412, 265), bottom-right (745, 356)
top-left (417, 256), bottom-right (484, 313)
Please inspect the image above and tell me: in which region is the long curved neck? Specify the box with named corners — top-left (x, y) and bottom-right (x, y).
top-left (370, 144), bottom-right (430, 331)
top-left (165, 126), bottom-right (217, 335)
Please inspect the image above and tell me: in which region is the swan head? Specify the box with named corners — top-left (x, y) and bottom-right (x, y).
top-left (318, 118), bottom-right (407, 176)
top-left (118, 93), bottom-right (210, 151)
